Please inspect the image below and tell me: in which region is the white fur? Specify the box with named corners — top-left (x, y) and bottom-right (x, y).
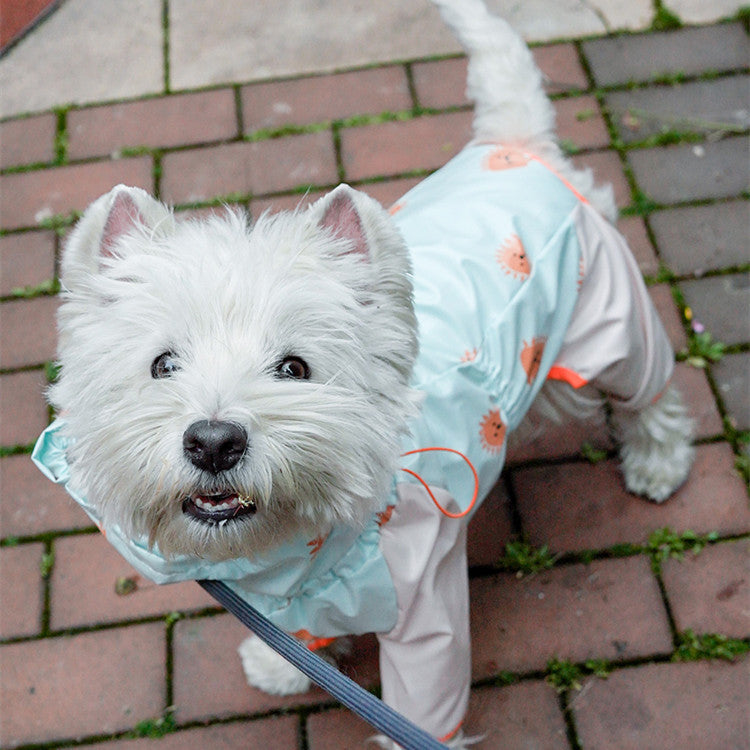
top-left (237, 635), bottom-right (313, 695)
top-left (52, 1), bottom-right (694, 747)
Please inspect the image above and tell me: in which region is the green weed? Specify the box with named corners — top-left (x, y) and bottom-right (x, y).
top-left (674, 630), bottom-right (750, 662)
top-left (646, 527), bottom-right (719, 572)
top-left (501, 540), bottom-right (556, 576)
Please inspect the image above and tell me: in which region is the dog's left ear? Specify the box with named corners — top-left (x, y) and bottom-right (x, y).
top-left (314, 184), bottom-right (373, 260)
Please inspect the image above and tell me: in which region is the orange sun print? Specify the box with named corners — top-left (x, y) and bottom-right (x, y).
top-left (520, 337), bottom-right (546, 385)
top-left (479, 409), bottom-right (506, 454)
top-left (483, 147), bottom-right (531, 171)
top-left (497, 234), bottom-right (531, 280)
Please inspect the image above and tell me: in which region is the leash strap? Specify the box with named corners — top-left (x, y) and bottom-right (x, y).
top-left (199, 580), bottom-right (447, 750)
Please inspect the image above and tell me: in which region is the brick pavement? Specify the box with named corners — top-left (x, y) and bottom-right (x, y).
top-left (1, 13), bottom-right (749, 750)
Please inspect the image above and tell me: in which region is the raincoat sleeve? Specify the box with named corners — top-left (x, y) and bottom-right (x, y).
top-left (376, 482), bottom-right (471, 743)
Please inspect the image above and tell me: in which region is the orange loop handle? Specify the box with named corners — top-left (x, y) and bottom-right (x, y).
top-left (399, 447), bottom-right (479, 519)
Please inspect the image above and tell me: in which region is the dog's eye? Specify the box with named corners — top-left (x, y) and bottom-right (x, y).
top-left (151, 351), bottom-right (180, 379)
top-left (276, 356), bottom-right (310, 380)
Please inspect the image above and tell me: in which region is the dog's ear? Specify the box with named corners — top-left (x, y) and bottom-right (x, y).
top-left (314, 184), bottom-right (373, 260)
top-left (61, 185), bottom-right (174, 286)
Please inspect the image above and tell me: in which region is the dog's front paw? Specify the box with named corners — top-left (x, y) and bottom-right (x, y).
top-left (237, 635), bottom-right (312, 695)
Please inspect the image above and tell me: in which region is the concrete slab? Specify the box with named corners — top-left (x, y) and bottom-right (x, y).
top-left (664, 0), bottom-right (747, 24)
top-left (0, 0), bottom-right (163, 119)
top-left (1, 0), bottom-right (743, 119)
top-left (166, 0), bottom-right (625, 92)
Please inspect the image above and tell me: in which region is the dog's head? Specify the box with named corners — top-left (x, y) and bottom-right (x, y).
top-left (51, 185), bottom-right (418, 560)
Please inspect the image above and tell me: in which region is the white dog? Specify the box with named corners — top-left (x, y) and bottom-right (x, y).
top-left (34, 0), bottom-right (694, 746)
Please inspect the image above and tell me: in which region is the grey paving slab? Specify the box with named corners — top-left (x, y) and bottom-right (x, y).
top-left (0, 0), bottom-right (164, 119)
top-left (606, 76), bottom-right (750, 144)
top-left (628, 136), bottom-right (749, 204)
top-left (679, 273), bottom-right (750, 346)
top-left (650, 201), bottom-right (750, 276)
top-left (712, 351), bottom-right (750, 430)
top-left (583, 22), bottom-right (749, 86)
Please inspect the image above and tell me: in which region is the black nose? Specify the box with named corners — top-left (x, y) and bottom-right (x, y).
top-left (183, 420), bottom-right (248, 474)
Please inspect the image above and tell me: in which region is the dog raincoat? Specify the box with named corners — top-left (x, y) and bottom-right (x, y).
top-left (34, 142), bottom-right (674, 743)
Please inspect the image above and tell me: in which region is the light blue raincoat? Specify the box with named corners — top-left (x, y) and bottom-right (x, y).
top-left (34, 142), bottom-right (667, 654)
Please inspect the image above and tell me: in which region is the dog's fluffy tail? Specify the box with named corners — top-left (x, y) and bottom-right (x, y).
top-left (431, 0), bottom-right (556, 146)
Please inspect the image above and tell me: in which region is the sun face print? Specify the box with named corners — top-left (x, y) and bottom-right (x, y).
top-left (460, 348), bottom-right (478, 363)
top-left (520, 337), bottom-right (546, 385)
top-left (496, 234), bottom-right (531, 280)
top-left (482, 146), bottom-right (531, 171)
top-left (479, 409), bottom-right (506, 454)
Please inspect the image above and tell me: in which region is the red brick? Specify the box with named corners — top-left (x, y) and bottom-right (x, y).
top-left (411, 44), bottom-right (588, 110)
top-left (249, 189), bottom-right (326, 219)
top-left (572, 658), bottom-right (749, 749)
top-left (0, 114), bottom-right (56, 169)
top-left (411, 56), bottom-right (468, 110)
top-left (0, 157), bottom-right (153, 230)
top-left (0, 543), bottom-right (43, 638)
top-left (309, 680), bottom-right (570, 749)
top-left (470, 557), bottom-right (672, 676)
top-left (67, 90), bottom-right (239, 160)
top-left (84, 717), bottom-right (300, 750)
top-left (0, 623), bottom-right (165, 747)
top-left (0, 295), bottom-right (59, 369)
top-left (554, 95), bottom-right (609, 151)
top-left (306, 707), bottom-right (375, 750)
top-left (0, 453), bottom-right (91, 537)
top-left (507, 412), bottom-right (613, 465)
top-left (0, 231), bottom-right (56, 297)
top-left (617, 214), bottom-right (659, 277)
top-left (572, 150), bottom-right (631, 208)
top-left (340, 110), bottom-right (473, 182)
top-left (160, 132), bottom-right (338, 205)
top-left (534, 43), bottom-right (590, 94)
top-left (360, 176), bottom-right (422, 209)
top-left (649, 283), bottom-right (687, 352)
top-left (464, 681), bottom-right (569, 749)
top-left (50, 533), bottom-right (216, 630)
top-left (662, 539), bottom-right (750, 639)
top-left (172, 613), bottom-right (325, 722)
top-left (241, 66), bottom-right (411, 133)
top-left (512, 444), bottom-right (750, 554)
top-left (173, 613), bottom-right (378, 723)
top-left (671, 361), bottom-right (724, 440)
top-left (0, 370), bottom-right (48, 447)
top-left (0, 0), bottom-right (56, 48)
top-left (467, 481), bottom-right (514, 568)
top-left (86, 716), bottom-right (300, 750)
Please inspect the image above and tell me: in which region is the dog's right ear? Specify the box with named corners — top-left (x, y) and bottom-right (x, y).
top-left (61, 185), bottom-right (174, 287)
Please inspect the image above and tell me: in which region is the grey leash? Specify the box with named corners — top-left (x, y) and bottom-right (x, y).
top-left (199, 579), bottom-right (448, 750)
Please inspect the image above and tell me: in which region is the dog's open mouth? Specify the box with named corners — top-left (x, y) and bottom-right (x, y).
top-left (182, 492), bottom-right (257, 525)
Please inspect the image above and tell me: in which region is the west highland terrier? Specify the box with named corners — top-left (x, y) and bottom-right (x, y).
top-left (34, 0), bottom-right (694, 746)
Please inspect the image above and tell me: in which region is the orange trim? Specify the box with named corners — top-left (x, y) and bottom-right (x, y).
top-left (546, 365), bottom-right (589, 389)
top-left (528, 154), bottom-right (590, 204)
top-left (438, 720), bottom-right (464, 742)
top-left (400, 447), bottom-right (479, 519)
top-left (306, 636), bottom-right (337, 652)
